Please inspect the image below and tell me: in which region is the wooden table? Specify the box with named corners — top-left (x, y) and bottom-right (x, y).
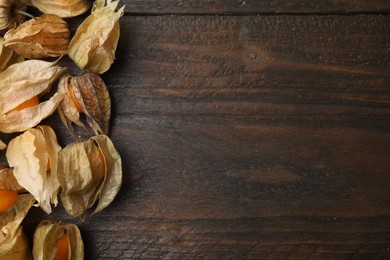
top-left (2, 1), bottom-right (390, 259)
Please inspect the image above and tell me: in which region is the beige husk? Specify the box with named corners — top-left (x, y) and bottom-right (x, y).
top-left (0, 60), bottom-right (65, 133)
top-left (0, 37), bottom-right (23, 73)
top-left (0, 167), bottom-right (24, 191)
top-left (0, 194), bottom-right (35, 259)
top-left (0, 138), bottom-right (5, 150)
top-left (0, 0), bottom-right (28, 30)
top-left (33, 220), bottom-right (84, 260)
top-left (58, 73), bottom-right (111, 135)
top-left (68, 0), bottom-right (125, 74)
top-left (4, 14), bottom-right (70, 59)
top-left (29, 0), bottom-right (91, 18)
top-left (6, 126), bottom-right (62, 214)
top-left (58, 134), bottom-right (122, 218)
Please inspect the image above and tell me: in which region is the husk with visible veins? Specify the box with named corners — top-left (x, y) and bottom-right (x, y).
top-left (58, 73), bottom-right (111, 136)
top-left (0, 37), bottom-right (23, 73)
top-left (4, 14), bottom-right (70, 59)
top-left (6, 126), bottom-right (62, 214)
top-left (0, 0), bottom-right (28, 30)
top-left (0, 194), bottom-right (35, 260)
top-left (68, 0), bottom-right (124, 74)
top-left (33, 220), bottom-right (83, 260)
top-left (58, 135), bottom-right (122, 218)
top-left (29, 0), bottom-right (91, 18)
top-left (0, 167), bottom-right (24, 192)
top-left (0, 60), bottom-right (65, 133)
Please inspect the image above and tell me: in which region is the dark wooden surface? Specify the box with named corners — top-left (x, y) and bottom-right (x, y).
top-left (1, 1), bottom-right (390, 259)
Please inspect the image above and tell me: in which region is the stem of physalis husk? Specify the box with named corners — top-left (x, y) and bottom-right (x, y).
top-left (14, 9), bottom-right (34, 19)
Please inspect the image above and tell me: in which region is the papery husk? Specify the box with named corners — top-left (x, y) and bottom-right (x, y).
top-left (0, 0), bottom-right (28, 30)
top-left (33, 220), bottom-right (83, 260)
top-left (0, 227), bottom-right (32, 260)
top-left (0, 138), bottom-right (5, 150)
top-left (0, 37), bottom-right (23, 73)
top-left (6, 125), bottom-right (62, 214)
top-left (58, 134), bottom-right (122, 218)
top-left (0, 60), bottom-right (65, 133)
top-left (58, 73), bottom-right (111, 135)
top-left (4, 14), bottom-right (70, 59)
top-left (68, 0), bottom-right (125, 74)
top-left (0, 194), bottom-right (35, 259)
top-left (0, 167), bottom-right (23, 192)
top-left (29, 0), bottom-right (91, 18)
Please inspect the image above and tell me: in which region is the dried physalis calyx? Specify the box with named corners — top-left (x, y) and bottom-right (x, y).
top-left (58, 73), bottom-right (111, 136)
top-left (6, 125), bottom-right (62, 214)
top-left (0, 0), bottom-right (29, 30)
top-left (0, 181), bottom-right (35, 260)
top-left (68, 0), bottom-right (125, 74)
top-left (0, 37), bottom-right (23, 73)
top-left (58, 135), bottom-right (122, 218)
top-left (0, 139), bottom-right (5, 150)
top-left (0, 60), bottom-right (65, 133)
top-left (29, 0), bottom-right (91, 18)
top-left (4, 14), bottom-right (70, 59)
top-left (33, 221), bottom-right (84, 260)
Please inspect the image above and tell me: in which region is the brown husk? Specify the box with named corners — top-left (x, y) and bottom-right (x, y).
top-left (29, 0), bottom-right (91, 18)
top-left (0, 60), bottom-right (65, 133)
top-left (4, 14), bottom-right (70, 59)
top-left (6, 125), bottom-right (62, 214)
top-left (58, 134), bottom-right (122, 218)
top-left (32, 220), bottom-right (84, 260)
top-left (58, 73), bottom-right (111, 135)
top-left (0, 0), bottom-right (28, 30)
top-left (68, 0), bottom-right (124, 74)
top-left (0, 194), bottom-right (35, 259)
top-left (0, 37), bottom-right (23, 73)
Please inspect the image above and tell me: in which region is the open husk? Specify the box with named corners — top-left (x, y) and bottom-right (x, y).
top-left (58, 73), bottom-right (111, 136)
top-left (0, 0), bottom-right (28, 30)
top-left (0, 37), bottom-right (23, 73)
top-left (68, 0), bottom-right (124, 74)
top-left (6, 125), bottom-right (62, 214)
top-left (58, 134), bottom-right (122, 218)
top-left (0, 194), bottom-right (35, 260)
top-left (33, 220), bottom-right (84, 260)
top-left (4, 14), bottom-right (70, 59)
top-left (29, 0), bottom-right (91, 18)
top-left (0, 60), bottom-right (65, 133)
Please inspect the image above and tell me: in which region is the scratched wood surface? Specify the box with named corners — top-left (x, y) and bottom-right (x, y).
top-left (0, 1), bottom-right (390, 260)
top-left (121, 0), bottom-right (390, 14)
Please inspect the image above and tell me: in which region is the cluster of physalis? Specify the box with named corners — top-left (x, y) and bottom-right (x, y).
top-left (0, 0), bottom-right (124, 259)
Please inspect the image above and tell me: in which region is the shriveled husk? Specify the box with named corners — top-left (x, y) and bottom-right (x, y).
top-left (33, 220), bottom-right (83, 260)
top-left (0, 194), bottom-right (35, 259)
top-left (0, 60), bottom-right (65, 133)
top-left (0, 37), bottom-right (23, 73)
top-left (58, 134), bottom-right (122, 218)
top-left (0, 167), bottom-right (23, 192)
top-left (6, 125), bottom-right (62, 214)
top-left (0, 0), bottom-right (28, 30)
top-left (29, 0), bottom-right (91, 18)
top-left (0, 227), bottom-right (32, 260)
top-left (58, 73), bottom-right (111, 136)
top-left (4, 14), bottom-right (70, 59)
top-left (68, 0), bottom-right (125, 74)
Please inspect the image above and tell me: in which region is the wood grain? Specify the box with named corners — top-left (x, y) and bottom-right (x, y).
top-left (122, 0), bottom-right (390, 14)
top-left (1, 13), bottom-right (389, 260)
